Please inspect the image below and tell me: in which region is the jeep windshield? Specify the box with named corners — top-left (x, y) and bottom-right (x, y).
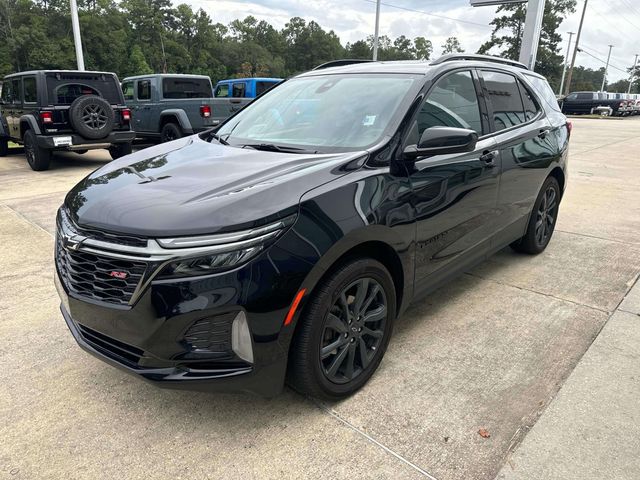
top-left (215, 74), bottom-right (419, 153)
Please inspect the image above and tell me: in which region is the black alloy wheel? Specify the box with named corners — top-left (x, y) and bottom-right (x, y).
top-left (288, 258), bottom-right (396, 400)
top-left (23, 129), bottom-right (51, 171)
top-left (511, 176), bottom-right (560, 254)
top-left (320, 278), bottom-right (387, 384)
top-left (161, 123), bottom-right (182, 143)
top-left (69, 95), bottom-right (115, 139)
top-left (81, 103), bottom-right (109, 130)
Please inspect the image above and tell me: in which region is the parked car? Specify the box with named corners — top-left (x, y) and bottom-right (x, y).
top-left (55, 54), bottom-right (569, 399)
top-left (561, 91), bottom-right (628, 116)
top-left (121, 74), bottom-right (250, 143)
top-left (0, 70), bottom-right (134, 170)
top-left (213, 77), bottom-right (281, 99)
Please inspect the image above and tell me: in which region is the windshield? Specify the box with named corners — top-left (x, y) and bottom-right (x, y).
top-left (216, 74), bottom-right (418, 152)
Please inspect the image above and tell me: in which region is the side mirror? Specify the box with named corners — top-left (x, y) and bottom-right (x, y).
top-left (403, 126), bottom-right (478, 160)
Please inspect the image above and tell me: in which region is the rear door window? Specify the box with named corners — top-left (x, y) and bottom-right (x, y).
top-left (137, 80), bottom-right (151, 101)
top-left (576, 93), bottom-right (594, 100)
top-left (54, 84), bottom-right (99, 104)
top-left (162, 77), bottom-right (212, 99)
top-left (232, 82), bottom-right (246, 98)
top-left (23, 76), bottom-right (37, 103)
top-left (215, 84), bottom-right (230, 97)
top-left (482, 71), bottom-right (525, 131)
top-left (256, 81), bottom-right (278, 96)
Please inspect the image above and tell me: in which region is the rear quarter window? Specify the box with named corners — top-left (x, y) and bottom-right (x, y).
top-left (524, 74), bottom-right (562, 113)
top-left (162, 77), bottom-right (212, 99)
top-left (256, 81), bottom-right (278, 96)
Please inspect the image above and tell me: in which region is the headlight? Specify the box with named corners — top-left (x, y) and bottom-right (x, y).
top-left (155, 215), bottom-right (295, 279)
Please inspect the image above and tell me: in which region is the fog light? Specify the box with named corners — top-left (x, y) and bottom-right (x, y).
top-left (231, 311), bottom-right (253, 363)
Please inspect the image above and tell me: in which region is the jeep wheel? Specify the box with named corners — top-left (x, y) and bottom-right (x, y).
top-left (161, 122), bottom-right (182, 143)
top-left (108, 142), bottom-right (133, 160)
top-left (69, 95), bottom-right (115, 140)
top-left (24, 130), bottom-right (51, 171)
top-left (0, 139), bottom-right (8, 157)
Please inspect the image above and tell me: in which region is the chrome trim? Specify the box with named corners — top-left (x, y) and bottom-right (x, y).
top-left (157, 221), bottom-right (287, 248)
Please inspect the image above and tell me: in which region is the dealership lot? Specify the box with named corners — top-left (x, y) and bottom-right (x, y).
top-left (1, 118), bottom-right (639, 479)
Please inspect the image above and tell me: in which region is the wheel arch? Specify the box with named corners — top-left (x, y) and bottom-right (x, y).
top-left (19, 114), bottom-right (42, 137)
top-left (159, 110), bottom-right (192, 133)
top-left (548, 166), bottom-right (565, 198)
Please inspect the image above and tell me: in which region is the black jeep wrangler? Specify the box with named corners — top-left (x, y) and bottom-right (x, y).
top-left (0, 70), bottom-right (135, 171)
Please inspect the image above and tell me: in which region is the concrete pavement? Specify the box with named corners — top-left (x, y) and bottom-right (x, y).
top-left (1, 118), bottom-right (639, 479)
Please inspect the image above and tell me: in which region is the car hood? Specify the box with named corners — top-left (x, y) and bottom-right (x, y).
top-left (65, 135), bottom-right (365, 237)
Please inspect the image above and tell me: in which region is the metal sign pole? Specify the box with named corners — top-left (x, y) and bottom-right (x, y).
top-left (69, 0), bottom-right (85, 70)
top-left (558, 32), bottom-right (575, 95)
top-left (518, 0), bottom-right (546, 69)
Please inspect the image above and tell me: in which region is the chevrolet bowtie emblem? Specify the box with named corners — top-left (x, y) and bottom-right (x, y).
top-left (63, 234), bottom-right (85, 251)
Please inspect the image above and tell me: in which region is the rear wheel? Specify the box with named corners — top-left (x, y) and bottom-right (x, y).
top-left (23, 130), bottom-right (51, 171)
top-left (0, 139), bottom-right (8, 157)
top-left (160, 122), bottom-right (182, 143)
top-left (288, 258), bottom-right (396, 400)
top-left (108, 142), bottom-right (133, 160)
top-left (511, 176), bottom-right (560, 254)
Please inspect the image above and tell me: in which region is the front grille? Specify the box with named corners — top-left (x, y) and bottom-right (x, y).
top-left (77, 323), bottom-right (144, 367)
top-left (56, 234), bottom-right (147, 306)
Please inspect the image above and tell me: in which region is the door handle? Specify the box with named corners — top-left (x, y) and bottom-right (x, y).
top-left (538, 128), bottom-right (551, 139)
top-left (479, 150), bottom-right (497, 167)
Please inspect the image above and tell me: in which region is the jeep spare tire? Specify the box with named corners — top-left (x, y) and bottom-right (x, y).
top-left (69, 95), bottom-right (115, 140)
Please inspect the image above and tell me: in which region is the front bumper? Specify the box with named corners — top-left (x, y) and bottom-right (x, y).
top-left (36, 131), bottom-right (136, 150)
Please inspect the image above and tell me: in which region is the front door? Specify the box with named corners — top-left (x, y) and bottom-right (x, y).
top-left (133, 78), bottom-right (153, 133)
top-left (407, 69), bottom-right (500, 295)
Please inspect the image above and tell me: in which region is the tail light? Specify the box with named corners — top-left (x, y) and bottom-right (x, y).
top-left (566, 120), bottom-right (573, 136)
top-left (121, 108), bottom-right (131, 122)
top-left (40, 111), bottom-right (53, 124)
top-left (200, 105), bottom-right (211, 118)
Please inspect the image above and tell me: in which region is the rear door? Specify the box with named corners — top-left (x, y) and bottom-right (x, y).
top-left (479, 69), bottom-right (559, 246)
top-left (8, 78), bottom-right (23, 138)
top-left (408, 69), bottom-right (500, 294)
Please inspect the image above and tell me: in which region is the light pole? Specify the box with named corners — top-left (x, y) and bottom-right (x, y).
top-left (372, 0), bottom-right (381, 61)
top-left (564, 0), bottom-right (588, 96)
top-left (600, 44), bottom-right (613, 92)
top-left (558, 32), bottom-right (574, 95)
top-left (628, 54), bottom-right (639, 94)
top-left (69, 0), bottom-right (85, 70)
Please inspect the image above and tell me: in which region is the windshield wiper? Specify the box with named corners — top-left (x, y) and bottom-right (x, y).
top-left (240, 143), bottom-right (317, 154)
top-left (207, 132), bottom-right (229, 145)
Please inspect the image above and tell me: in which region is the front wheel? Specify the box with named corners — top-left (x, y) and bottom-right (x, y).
top-left (288, 258), bottom-right (396, 400)
top-left (24, 130), bottom-right (51, 171)
top-left (511, 176), bottom-right (560, 254)
top-left (108, 142), bottom-right (133, 160)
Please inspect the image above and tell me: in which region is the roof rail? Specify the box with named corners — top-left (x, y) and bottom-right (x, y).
top-left (430, 54), bottom-right (529, 70)
top-left (313, 59), bottom-right (374, 70)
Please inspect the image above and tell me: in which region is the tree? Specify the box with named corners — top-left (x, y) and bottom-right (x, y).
top-left (441, 37), bottom-right (464, 55)
top-left (478, 0), bottom-right (576, 90)
top-left (414, 37), bottom-right (433, 60)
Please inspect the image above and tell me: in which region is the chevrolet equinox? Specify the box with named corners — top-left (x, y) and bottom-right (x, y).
top-left (55, 55), bottom-right (569, 399)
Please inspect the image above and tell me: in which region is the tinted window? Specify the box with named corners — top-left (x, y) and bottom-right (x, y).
top-left (137, 80), bottom-right (151, 100)
top-left (524, 74), bottom-right (562, 112)
top-left (215, 84), bottom-right (229, 97)
top-left (11, 78), bottom-right (22, 104)
top-left (122, 82), bottom-right (134, 101)
top-left (415, 70), bottom-right (482, 137)
top-left (162, 77), bottom-right (212, 99)
top-left (232, 82), bottom-right (246, 98)
top-left (576, 93), bottom-right (593, 100)
top-left (54, 84), bottom-right (99, 104)
top-left (518, 80), bottom-right (539, 121)
top-left (256, 81), bottom-right (278, 96)
top-left (483, 71), bottom-right (525, 131)
top-left (45, 72), bottom-right (121, 104)
top-left (23, 76), bottom-right (37, 103)
top-left (2, 79), bottom-right (14, 103)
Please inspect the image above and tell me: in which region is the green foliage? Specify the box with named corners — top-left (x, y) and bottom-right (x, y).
top-left (478, 0), bottom-right (576, 90)
top-left (441, 37), bottom-right (464, 55)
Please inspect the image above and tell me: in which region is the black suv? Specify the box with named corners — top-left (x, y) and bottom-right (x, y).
top-left (55, 55), bottom-right (569, 399)
top-left (0, 70), bottom-right (135, 171)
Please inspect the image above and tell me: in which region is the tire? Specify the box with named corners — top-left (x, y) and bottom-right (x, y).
top-left (288, 258), bottom-right (396, 400)
top-left (511, 176), bottom-right (560, 254)
top-left (108, 142), bottom-right (133, 160)
top-left (161, 122), bottom-right (182, 143)
top-left (69, 95), bottom-right (115, 139)
top-left (23, 129), bottom-right (51, 171)
top-left (0, 139), bottom-right (8, 157)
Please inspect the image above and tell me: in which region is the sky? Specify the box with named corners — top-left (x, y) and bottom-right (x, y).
top-left (184, 0), bottom-right (640, 84)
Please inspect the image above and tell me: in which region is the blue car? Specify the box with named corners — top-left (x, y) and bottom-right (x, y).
top-left (214, 77), bottom-right (282, 99)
